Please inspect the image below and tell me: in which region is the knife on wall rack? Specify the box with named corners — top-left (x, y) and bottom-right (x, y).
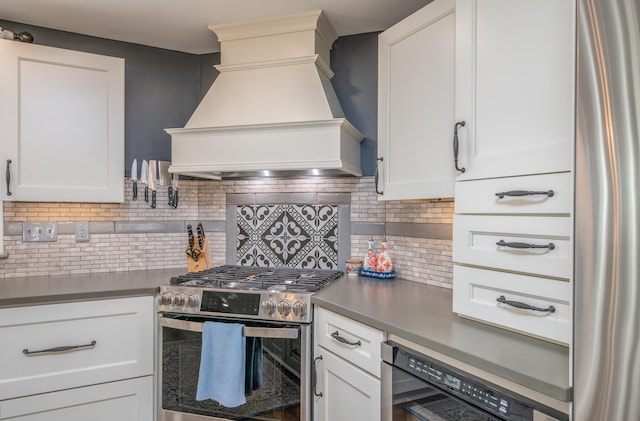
top-left (130, 159), bottom-right (138, 201)
top-left (148, 160), bottom-right (157, 208)
top-left (140, 160), bottom-right (149, 203)
top-left (170, 174), bottom-right (179, 208)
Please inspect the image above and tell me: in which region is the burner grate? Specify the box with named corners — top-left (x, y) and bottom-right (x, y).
top-left (169, 265), bottom-right (342, 293)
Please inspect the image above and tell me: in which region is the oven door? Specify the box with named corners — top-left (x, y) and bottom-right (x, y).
top-left (158, 314), bottom-right (311, 421)
top-left (383, 361), bottom-right (502, 421)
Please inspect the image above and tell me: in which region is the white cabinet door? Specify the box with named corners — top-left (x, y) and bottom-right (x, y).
top-left (313, 349), bottom-right (381, 421)
top-left (0, 40), bottom-right (124, 202)
top-left (0, 376), bottom-right (153, 421)
top-left (454, 0), bottom-right (575, 181)
top-left (377, 0), bottom-right (456, 200)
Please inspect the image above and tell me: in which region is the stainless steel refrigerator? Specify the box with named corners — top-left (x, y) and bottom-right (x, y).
top-left (575, 0), bottom-right (640, 419)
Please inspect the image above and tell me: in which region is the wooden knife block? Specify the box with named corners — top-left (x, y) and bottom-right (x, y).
top-left (186, 238), bottom-right (213, 273)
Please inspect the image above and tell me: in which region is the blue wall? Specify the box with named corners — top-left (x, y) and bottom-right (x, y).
top-left (0, 21), bottom-right (378, 176)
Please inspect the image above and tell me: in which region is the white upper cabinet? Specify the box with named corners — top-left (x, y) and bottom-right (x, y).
top-left (454, 0), bottom-right (575, 181)
top-left (377, 0), bottom-right (456, 200)
top-left (0, 40), bottom-right (125, 202)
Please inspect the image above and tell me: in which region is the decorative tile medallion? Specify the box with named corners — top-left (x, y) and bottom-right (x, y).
top-left (236, 204), bottom-right (338, 269)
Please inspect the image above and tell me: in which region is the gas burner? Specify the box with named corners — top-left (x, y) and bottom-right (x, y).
top-left (169, 265), bottom-right (342, 292)
top-left (161, 265), bottom-right (343, 323)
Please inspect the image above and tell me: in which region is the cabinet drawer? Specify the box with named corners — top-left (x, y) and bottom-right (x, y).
top-left (315, 307), bottom-right (385, 377)
top-left (453, 215), bottom-right (572, 279)
top-left (0, 376), bottom-right (152, 420)
top-left (453, 265), bottom-right (570, 345)
top-left (0, 296), bottom-right (154, 400)
top-left (455, 172), bottom-right (573, 214)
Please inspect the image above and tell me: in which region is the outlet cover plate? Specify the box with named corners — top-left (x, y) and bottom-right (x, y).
top-left (23, 222), bottom-right (57, 242)
top-left (75, 222), bottom-right (90, 242)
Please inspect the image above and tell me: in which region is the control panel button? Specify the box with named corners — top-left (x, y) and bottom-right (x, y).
top-left (159, 293), bottom-right (173, 305)
top-left (172, 294), bottom-right (186, 306)
top-left (261, 299), bottom-right (276, 315)
top-left (292, 301), bottom-right (307, 317)
top-left (277, 300), bottom-right (292, 316)
top-left (187, 295), bottom-right (199, 308)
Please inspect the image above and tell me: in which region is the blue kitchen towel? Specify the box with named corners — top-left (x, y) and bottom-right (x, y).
top-left (196, 321), bottom-right (246, 407)
top-left (245, 337), bottom-right (263, 395)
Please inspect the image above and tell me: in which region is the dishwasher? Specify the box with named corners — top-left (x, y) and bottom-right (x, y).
top-left (381, 341), bottom-right (569, 421)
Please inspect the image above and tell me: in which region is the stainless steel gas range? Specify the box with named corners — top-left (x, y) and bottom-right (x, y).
top-left (157, 265), bottom-right (343, 421)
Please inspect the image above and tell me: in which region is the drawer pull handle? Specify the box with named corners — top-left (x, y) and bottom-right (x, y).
top-left (496, 240), bottom-right (555, 251)
top-left (453, 121), bottom-right (466, 173)
top-left (495, 190), bottom-right (554, 199)
top-left (331, 331), bottom-right (361, 347)
top-left (23, 340), bottom-right (97, 356)
top-left (497, 296), bottom-right (556, 313)
top-left (312, 355), bottom-right (323, 397)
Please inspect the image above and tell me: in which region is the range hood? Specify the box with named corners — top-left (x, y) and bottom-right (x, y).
top-left (166, 11), bottom-right (364, 179)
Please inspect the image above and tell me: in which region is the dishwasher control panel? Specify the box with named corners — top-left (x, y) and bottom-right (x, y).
top-left (396, 347), bottom-right (510, 418)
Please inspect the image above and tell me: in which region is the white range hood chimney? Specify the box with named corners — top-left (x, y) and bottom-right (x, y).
top-left (166, 10), bottom-right (364, 179)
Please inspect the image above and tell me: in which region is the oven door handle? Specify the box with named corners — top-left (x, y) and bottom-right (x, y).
top-left (159, 317), bottom-right (300, 339)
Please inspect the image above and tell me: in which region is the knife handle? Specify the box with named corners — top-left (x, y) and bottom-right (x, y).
top-left (168, 187), bottom-right (173, 206)
top-left (173, 189), bottom-right (178, 208)
top-left (151, 190), bottom-right (156, 208)
top-left (196, 223), bottom-right (205, 248)
top-left (144, 186), bottom-right (149, 202)
top-left (132, 181), bottom-right (137, 201)
top-left (187, 225), bottom-right (195, 249)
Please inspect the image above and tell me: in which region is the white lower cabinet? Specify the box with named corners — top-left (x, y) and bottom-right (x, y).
top-left (313, 307), bottom-right (385, 421)
top-left (0, 296), bottom-right (154, 420)
top-left (314, 350), bottom-right (381, 421)
top-left (0, 377), bottom-right (153, 421)
top-left (453, 265), bottom-right (571, 345)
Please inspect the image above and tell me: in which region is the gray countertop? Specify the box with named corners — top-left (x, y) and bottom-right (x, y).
top-left (0, 269), bottom-right (184, 308)
top-left (311, 275), bottom-right (571, 403)
top-left (1, 269), bottom-right (571, 403)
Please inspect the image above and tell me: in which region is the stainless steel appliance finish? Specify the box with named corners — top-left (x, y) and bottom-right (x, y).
top-left (575, 0), bottom-right (640, 419)
top-left (157, 265), bottom-right (342, 421)
top-left (158, 265), bottom-right (343, 323)
top-left (158, 315), bottom-right (310, 421)
top-left (382, 342), bottom-right (568, 421)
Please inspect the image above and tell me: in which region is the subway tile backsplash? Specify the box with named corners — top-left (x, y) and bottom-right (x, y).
top-left (0, 177), bottom-right (453, 288)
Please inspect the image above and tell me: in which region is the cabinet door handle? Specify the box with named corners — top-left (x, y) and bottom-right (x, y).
top-left (312, 355), bottom-right (323, 397)
top-left (496, 296), bottom-right (556, 313)
top-left (496, 240), bottom-right (555, 250)
top-left (331, 331), bottom-right (361, 347)
top-left (23, 340), bottom-right (97, 356)
top-left (6, 159), bottom-right (12, 196)
top-left (375, 157), bottom-right (384, 195)
top-left (453, 121), bottom-right (466, 173)
top-left (495, 190), bottom-right (555, 199)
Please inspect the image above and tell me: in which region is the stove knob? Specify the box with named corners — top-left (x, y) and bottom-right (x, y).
top-left (292, 301), bottom-right (307, 318)
top-left (173, 294), bottom-right (186, 306)
top-left (187, 295), bottom-right (199, 308)
top-left (159, 293), bottom-right (173, 306)
top-left (277, 300), bottom-right (292, 316)
top-left (262, 299), bottom-right (276, 315)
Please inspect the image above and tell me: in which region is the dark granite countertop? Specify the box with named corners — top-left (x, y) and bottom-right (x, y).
top-left (311, 275), bottom-right (571, 403)
top-left (0, 269), bottom-right (184, 308)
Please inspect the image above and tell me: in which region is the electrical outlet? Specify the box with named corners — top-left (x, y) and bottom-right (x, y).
top-left (75, 222), bottom-right (90, 242)
top-left (23, 222), bottom-right (57, 242)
